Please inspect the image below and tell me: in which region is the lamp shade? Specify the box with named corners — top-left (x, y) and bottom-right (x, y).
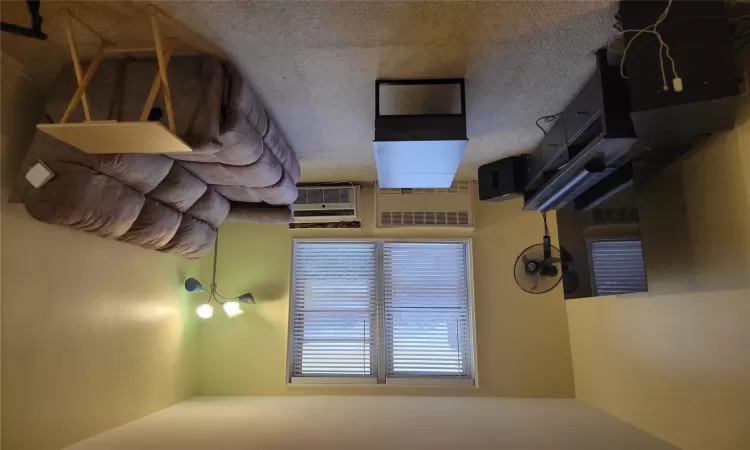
top-left (238, 293), bottom-right (255, 304)
top-left (185, 278), bottom-right (204, 293)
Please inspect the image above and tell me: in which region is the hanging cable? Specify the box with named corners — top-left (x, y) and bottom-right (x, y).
top-left (618, 0), bottom-right (682, 92)
top-left (737, 35), bottom-right (750, 53)
top-left (535, 112), bottom-right (563, 136)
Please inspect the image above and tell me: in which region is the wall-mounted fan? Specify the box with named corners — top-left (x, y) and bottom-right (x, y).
top-left (514, 212), bottom-right (562, 294)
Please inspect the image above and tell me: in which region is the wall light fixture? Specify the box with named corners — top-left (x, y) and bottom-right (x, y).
top-left (185, 231), bottom-right (254, 319)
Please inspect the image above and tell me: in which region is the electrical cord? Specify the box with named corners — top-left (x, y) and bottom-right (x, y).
top-left (735, 17), bottom-right (750, 49)
top-left (542, 211), bottom-right (550, 237)
top-left (611, 12), bottom-right (750, 48)
top-left (535, 112), bottom-right (563, 136)
top-left (215, 292), bottom-right (235, 301)
top-left (737, 34), bottom-right (750, 53)
top-left (611, 7), bottom-right (750, 92)
top-left (735, 27), bottom-right (750, 41)
top-left (726, 14), bottom-right (749, 55)
top-left (619, 0), bottom-right (682, 92)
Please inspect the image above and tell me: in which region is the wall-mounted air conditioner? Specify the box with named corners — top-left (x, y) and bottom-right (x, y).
top-left (375, 181), bottom-right (474, 228)
top-left (293, 185), bottom-right (360, 223)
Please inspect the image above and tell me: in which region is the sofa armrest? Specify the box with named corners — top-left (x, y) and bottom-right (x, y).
top-left (225, 203), bottom-right (293, 224)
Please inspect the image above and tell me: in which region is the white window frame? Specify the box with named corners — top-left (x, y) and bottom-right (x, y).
top-left (287, 238), bottom-right (477, 388)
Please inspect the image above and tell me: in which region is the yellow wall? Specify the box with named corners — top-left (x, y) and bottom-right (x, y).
top-left (195, 187), bottom-right (575, 397)
top-left (66, 397), bottom-right (675, 450)
top-left (1, 53), bottom-right (199, 450)
top-left (566, 80), bottom-right (750, 449)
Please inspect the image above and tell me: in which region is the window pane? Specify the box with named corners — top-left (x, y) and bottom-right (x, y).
top-left (383, 242), bottom-right (472, 379)
top-left (590, 239), bottom-right (648, 296)
top-left (291, 242), bottom-right (377, 378)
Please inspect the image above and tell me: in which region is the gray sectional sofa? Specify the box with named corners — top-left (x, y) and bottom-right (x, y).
top-left (13, 56), bottom-right (299, 258)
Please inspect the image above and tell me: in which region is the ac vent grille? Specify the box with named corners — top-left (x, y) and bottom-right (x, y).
top-left (296, 209), bottom-right (356, 218)
top-left (295, 187), bottom-right (353, 205)
top-left (381, 211), bottom-right (470, 226)
top-left (293, 185), bottom-right (359, 223)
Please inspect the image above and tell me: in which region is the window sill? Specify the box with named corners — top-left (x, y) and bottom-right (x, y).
top-left (289, 377), bottom-right (377, 386)
top-left (386, 378), bottom-right (475, 387)
top-left (287, 377), bottom-right (476, 388)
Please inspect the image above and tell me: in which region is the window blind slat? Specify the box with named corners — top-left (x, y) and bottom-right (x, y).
top-left (383, 242), bottom-right (472, 379)
top-left (590, 240), bottom-right (648, 296)
top-left (290, 240), bottom-right (474, 384)
top-left (291, 242), bottom-right (377, 378)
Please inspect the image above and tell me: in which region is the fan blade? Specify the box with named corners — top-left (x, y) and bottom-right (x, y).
top-left (531, 274), bottom-right (540, 291)
top-left (522, 254), bottom-right (530, 266)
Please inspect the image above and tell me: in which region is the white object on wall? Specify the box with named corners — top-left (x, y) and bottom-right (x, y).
top-left (25, 161), bottom-right (54, 188)
top-left (292, 185), bottom-right (360, 223)
top-left (374, 140), bottom-right (467, 189)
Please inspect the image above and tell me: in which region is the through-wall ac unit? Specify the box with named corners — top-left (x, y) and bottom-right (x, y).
top-left (376, 181), bottom-right (474, 228)
top-left (293, 185), bottom-right (360, 223)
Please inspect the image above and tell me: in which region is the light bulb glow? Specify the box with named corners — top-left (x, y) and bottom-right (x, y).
top-left (196, 303), bottom-right (214, 319)
top-left (223, 301), bottom-right (244, 318)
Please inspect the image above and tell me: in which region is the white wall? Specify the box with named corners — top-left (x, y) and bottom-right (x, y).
top-left (194, 191), bottom-right (575, 398)
top-left (567, 70), bottom-right (750, 450)
top-left (1, 52), bottom-right (200, 450)
top-left (67, 397), bottom-right (676, 450)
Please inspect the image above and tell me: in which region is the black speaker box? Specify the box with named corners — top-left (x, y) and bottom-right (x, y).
top-left (477, 155), bottom-right (527, 202)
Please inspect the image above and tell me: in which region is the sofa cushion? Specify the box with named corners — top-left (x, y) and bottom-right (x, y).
top-left (119, 198), bottom-right (182, 249)
top-left (186, 188), bottom-right (231, 229)
top-left (179, 146), bottom-right (282, 188)
top-left (24, 162), bottom-right (145, 238)
top-left (225, 64), bottom-right (268, 136)
top-left (215, 172), bottom-right (297, 205)
top-left (12, 132), bottom-right (175, 200)
top-left (160, 215), bottom-right (217, 258)
top-left (225, 203), bottom-right (294, 223)
top-left (148, 164), bottom-right (207, 212)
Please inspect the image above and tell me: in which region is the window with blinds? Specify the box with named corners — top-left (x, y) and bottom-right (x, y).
top-left (290, 242), bottom-right (377, 381)
top-left (383, 243), bottom-right (472, 381)
top-left (289, 240), bottom-right (474, 386)
top-left (590, 239), bottom-right (648, 296)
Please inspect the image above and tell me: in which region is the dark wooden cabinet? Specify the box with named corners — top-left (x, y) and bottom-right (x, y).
top-left (619, 0), bottom-right (743, 150)
top-left (523, 50), bottom-right (637, 212)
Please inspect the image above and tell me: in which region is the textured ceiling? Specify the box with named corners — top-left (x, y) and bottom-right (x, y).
top-left (2, 1), bottom-right (618, 182)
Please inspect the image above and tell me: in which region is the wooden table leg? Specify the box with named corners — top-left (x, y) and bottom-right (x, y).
top-left (65, 11), bottom-right (92, 122)
top-left (59, 49), bottom-right (103, 124)
top-left (150, 8), bottom-right (176, 133)
top-left (140, 46), bottom-right (174, 121)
